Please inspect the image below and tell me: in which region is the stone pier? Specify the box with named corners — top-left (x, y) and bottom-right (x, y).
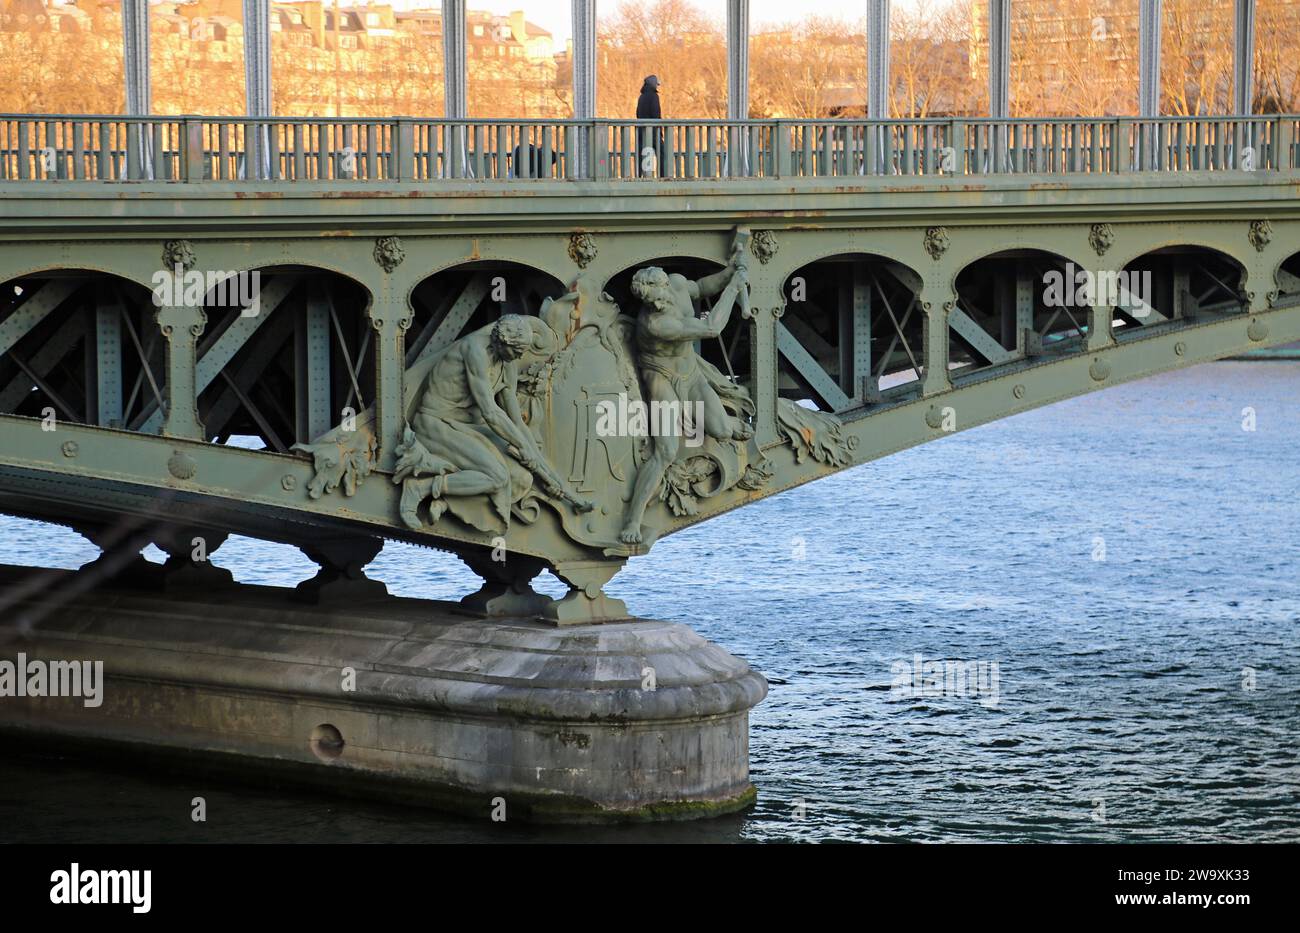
top-left (0, 564), bottom-right (766, 822)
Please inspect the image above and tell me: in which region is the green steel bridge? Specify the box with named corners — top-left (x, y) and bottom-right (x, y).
top-left (1, 111), bottom-right (1298, 621)
top-left (3, 0), bottom-right (1299, 822)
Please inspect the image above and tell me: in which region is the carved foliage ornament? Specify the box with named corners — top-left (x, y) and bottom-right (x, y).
top-left (567, 232), bottom-right (598, 268)
top-left (776, 400), bottom-right (851, 468)
top-left (293, 417), bottom-right (378, 499)
top-left (749, 230), bottom-right (779, 265)
top-left (373, 236), bottom-right (406, 272)
top-left (161, 239), bottom-right (196, 272)
top-left (1089, 223), bottom-right (1115, 256)
top-left (1248, 219), bottom-right (1273, 252)
top-left (923, 227), bottom-right (949, 261)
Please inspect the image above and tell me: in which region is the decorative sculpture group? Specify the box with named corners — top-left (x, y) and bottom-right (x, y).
top-left (294, 228), bottom-right (849, 617)
top-left (392, 313), bottom-right (594, 535)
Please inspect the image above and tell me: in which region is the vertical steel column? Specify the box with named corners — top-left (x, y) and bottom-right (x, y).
top-left (297, 290), bottom-right (333, 443)
top-left (442, 0), bottom-right (468, 177)
top-left (988, 0), bottom-right (1010, 171)
top-left (243, 0), bottom-right (273, 180)
top-left (1015, 268), bottom-right (1035, 354)
top-left (155, 305), bottom-right (207, 439)
top-left (95, 297), bottom-right (123, 428)
top-left (996, 275), bottom-right (1013, 348)
top-left (1233, 0), bottom-right (1255, 115)
top-left (1087, 258), bottom-right (1116, 350)
top-left (122, 0), bottom-right (151, 116)
top-left (727, 0), bottom-right (749, 120)
top-left (1139, 0), bottom-right (1162, 169)
top-left (749, 278), bottom-right (781, 448)
top-left (572, 0), bottom-right (597, 177)
top-left (370, 286), bottom-right (411, 471)
top-left (122, 0), bottom-right (151, 179)
top-left (920, 284), bottom-right (952, 397)
top-left (727, 0), bottom-right (750, 174)
top-left (1172, 261), bottom-right (1191, 319)
top-left (867, 0), bottom-right (890, 174)
top-left (1138, 0), bottom-right (1162, 117)
top-left (838, 264), bottom-right (873, 400)
top-left (442, 0), bottom-right (468, 120)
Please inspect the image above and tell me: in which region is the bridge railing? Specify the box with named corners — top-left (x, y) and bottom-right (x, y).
top-left (1, 114), bottom-right (1296, 183)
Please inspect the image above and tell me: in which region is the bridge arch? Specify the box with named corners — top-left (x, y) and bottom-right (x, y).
top-left (403, 251), bottom-right (572, 309)
top-left (602, 254), bottom-right (727, 302)
top-left (949, 243), bottom-right (1094, 290)
top-left (1110, 239), bottom-right (1252, 285)
top-left (949, 247), bottom-right (1091, 382)
top-left (598, 249), bottom-right (725, 287)
top-left (0, 261), bottom-right (159, 295)
top-left (767, 242), bottom-right (923, 294)
top-left (405, 260), bottom-right (568, 375)
top-left (192, 264), bottom-right (377, 452)
top-left (0, 268), bottom-right (161, 433)
top-left (600, 255), bottom-right (745, 391)
top-left (777, 252), bottom-right (927, 409)
top-left (1109, 245), bottom-right (1250, 338)
top-left (1271, 248), bottom-right (1300, 307)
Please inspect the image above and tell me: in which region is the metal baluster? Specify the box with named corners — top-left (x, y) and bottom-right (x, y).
top-left (217, 123), bottom-right (229, 180)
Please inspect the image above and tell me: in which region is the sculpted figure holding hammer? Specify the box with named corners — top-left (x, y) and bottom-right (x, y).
top-left (619, 241), bottom-right (754, 545)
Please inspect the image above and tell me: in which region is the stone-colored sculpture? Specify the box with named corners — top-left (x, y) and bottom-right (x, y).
top-left (296, 235), bottom-right (773, 619)
top-left (394, 314), bottom-right (594, 533)
top-left (618, 248), bottom-right (754, 544)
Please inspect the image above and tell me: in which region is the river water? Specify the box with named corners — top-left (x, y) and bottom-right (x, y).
top-left (1, 361), bottom-right (1297, 843)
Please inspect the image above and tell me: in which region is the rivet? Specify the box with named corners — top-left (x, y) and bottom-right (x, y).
top-left (61, 441), bottom-right (78, 458)
top-left (1247, 320), bottom-right (1269, 342)
top-left (1089, 359), bottom-right (1111, 382)
top-left (1013, 384), bottom-right (1026, 399)
top-left (1174, 341), bottom-right (1186, 357)
top-left (281, 474), bottom-right (298, 491)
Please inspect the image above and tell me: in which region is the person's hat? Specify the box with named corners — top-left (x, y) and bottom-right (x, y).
top-left (645, 75), bottom-right (661, 88)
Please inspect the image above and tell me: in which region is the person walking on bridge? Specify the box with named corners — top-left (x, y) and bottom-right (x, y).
top-left (637, 75), bottom-right (664, 177)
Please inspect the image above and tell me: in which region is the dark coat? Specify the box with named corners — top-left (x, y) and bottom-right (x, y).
top-left (636, 83), bottom-right (661, 120)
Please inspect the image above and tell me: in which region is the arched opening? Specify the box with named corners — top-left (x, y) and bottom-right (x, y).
top-left (952, 248), bottom-right (1088, 380)
top-left (1277, 250), bottom-right (1300, 306)
top-left (602, 256), bottom-right (751, 391)
top-left (1116, 246), bottom-right (1248, 339)
top-left (193, 267), bottom-right (375, 451)
top-left (0, 270), bottom-right (158, 432)
top-left (781, 253), bottom-right (923, 410)
top-left (406, 261), bottom-right (566, 368)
